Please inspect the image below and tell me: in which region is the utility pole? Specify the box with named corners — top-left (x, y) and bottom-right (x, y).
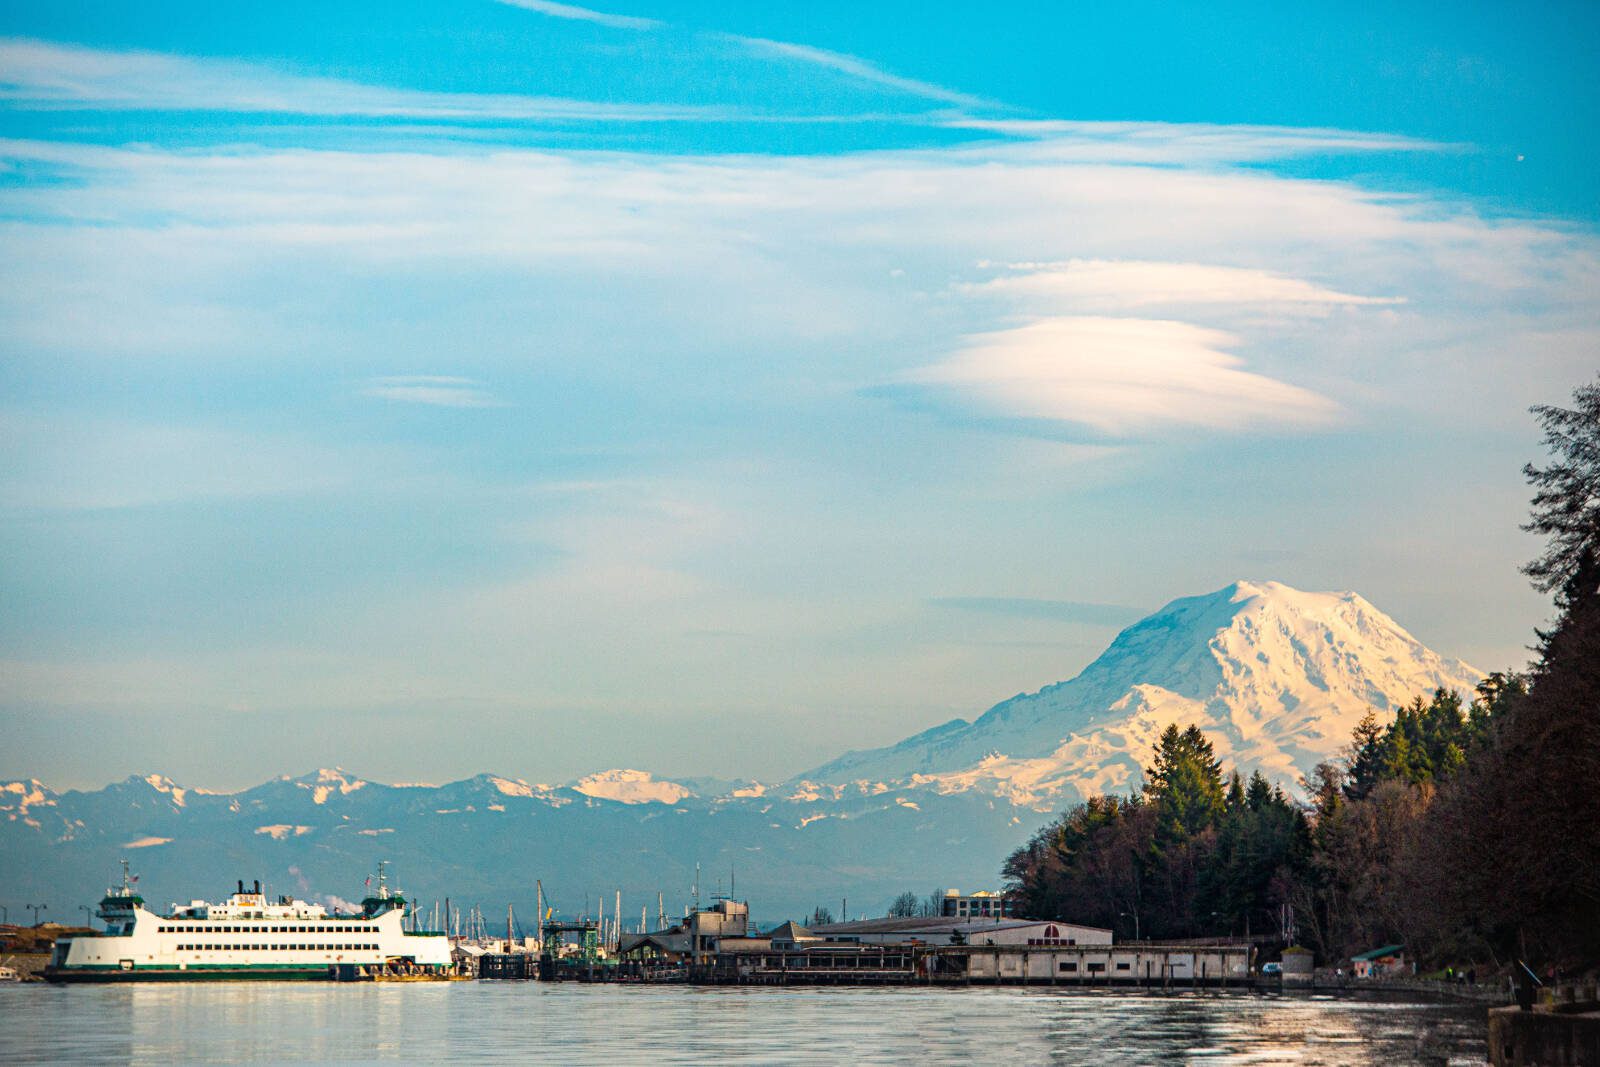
top-left (29, 903), bottom-right (47, 926)
top-left (657, 892), bottom-right (664, 930)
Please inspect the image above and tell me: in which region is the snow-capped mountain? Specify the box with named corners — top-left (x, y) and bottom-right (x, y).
top-left (0, 767), bottom-right (1021, 922)
top-left (803, 580), bottom-right (1483, 804)
top-left (1, 580), bottom-right (1484, 920)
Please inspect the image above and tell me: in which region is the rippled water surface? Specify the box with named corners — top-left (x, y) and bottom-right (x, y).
top-left (0, 984), bottom-right (1487, 1065)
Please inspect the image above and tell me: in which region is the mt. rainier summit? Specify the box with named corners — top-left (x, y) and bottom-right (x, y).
top-left (802, 580), bottom-right (1484, 805)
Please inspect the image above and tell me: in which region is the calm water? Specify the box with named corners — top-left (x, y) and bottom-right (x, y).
top-left (0, 983), bottom-right (1487, 1065)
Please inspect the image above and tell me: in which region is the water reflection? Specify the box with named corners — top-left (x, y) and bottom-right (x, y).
top-left (0, 984), bottom-right (1486, 1066)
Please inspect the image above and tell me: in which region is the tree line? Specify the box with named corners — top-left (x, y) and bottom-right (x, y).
top-left (1003, 377), bottom-right (1600, 969)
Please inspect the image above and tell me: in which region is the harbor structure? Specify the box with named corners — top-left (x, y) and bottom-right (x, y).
top-left (810, 916), bottom-right (1111, 947)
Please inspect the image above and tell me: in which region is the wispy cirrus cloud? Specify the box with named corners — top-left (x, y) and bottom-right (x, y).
top-left (0, 37), bottom-right (721, 122)
top-left (941, 118), bottom-right (1442, 159)
top-left (493, 0), bottom-right (660, 31)
top-left (363, 376), bottom-right (503, 408)
top-left (729, 35), bottom-right (993, 111)
top-left (903, 317), bottom-right (1341, 436)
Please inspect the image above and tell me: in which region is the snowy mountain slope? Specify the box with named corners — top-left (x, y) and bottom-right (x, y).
top-left (804, 580), bottom-right (1483, 803)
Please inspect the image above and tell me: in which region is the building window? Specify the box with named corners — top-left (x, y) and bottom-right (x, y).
top-left (1087, 963), bottom-right (1105, 973)
top-left (1060, 962), bottom-right (1077, 972)
top-left (1116, 962), bottom-right (1131, 971)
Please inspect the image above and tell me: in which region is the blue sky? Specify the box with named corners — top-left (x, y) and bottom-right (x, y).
top-left (3, 1), bottom-right (1597, 789)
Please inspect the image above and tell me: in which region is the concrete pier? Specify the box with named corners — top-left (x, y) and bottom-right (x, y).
top-left (1488, 1005), bottom-right (1600, 1066)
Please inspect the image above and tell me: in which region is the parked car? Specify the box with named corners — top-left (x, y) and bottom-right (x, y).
top-left (1261, 961), bottom-right (1282, 976)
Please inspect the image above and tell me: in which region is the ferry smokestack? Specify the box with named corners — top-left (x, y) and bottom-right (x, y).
top-left (237, 880), bottom-right (244, 895)
top-left (253, 880), bottom-right (260, 895)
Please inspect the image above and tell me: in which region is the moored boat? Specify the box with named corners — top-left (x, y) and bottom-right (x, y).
top-left (44, 862), bottom-right (452, 982)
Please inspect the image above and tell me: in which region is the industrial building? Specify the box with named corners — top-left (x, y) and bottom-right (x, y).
top-left (810, 916), bottom-right (1112, 947)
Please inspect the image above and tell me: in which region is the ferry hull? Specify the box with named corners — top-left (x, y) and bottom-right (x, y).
top-left (44, 966), bottom-right (336, 984)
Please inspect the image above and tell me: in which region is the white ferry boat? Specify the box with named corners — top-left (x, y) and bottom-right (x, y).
top-left (45, 862), bottom-right (452, 982)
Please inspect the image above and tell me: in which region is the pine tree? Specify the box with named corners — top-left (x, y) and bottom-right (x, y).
top-left (1145, 724), bottom-right (1224, 843)
top-left (1344, 711), bottom-right (1386, 800)
top-left (1521, 377), bottom-right (1600, 600)
top-left (1245, 770), bottom-right (1274, 812)
top-left (1226, 771), bottom-right (1246, 812)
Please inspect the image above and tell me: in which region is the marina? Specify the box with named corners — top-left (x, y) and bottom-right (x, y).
top-left (36, 864), bottom-right (1259, 991)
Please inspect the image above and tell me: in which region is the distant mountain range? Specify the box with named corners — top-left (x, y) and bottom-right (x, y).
top-left (2, 580), bottom-right (1483, 922)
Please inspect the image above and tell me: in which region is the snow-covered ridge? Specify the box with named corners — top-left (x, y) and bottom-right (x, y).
top-left (292, 768), bottom-right (367, 805)
top-left (1, 779), bottom-right (56, 815)
top-left (571, 769), bottom-right (694, 805)
top-left (143, 774), bottom-right (187, 807)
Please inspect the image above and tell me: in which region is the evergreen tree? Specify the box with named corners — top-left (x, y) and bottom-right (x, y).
top-left (1245, 770), bottom-right (1274, 812)
top-left (1145, 724), bottom-right (1224, 843)
top-left (1226, 771), bottom-right (1246, 812)
top-left (1521, 377), bottom-right (1600, 599)
top-left (1406, 376), bottom-right (1600, 961)
top-left (1344, 711), bottom-right (1386, 800)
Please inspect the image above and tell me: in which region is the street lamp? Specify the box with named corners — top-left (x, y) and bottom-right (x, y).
top-left (28, 903), bottom-right (47, 927)
top-left (1119, 910), bottom-right (1140, 941)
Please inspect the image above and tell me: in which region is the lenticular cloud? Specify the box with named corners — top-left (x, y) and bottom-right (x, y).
top-left (905, 316), bottom-right (1340, 436)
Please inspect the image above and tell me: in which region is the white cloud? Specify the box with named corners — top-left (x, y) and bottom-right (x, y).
top-left (903, 317), bottom-right (1341, 436)
top-left (363, 376), bottom-right (503, 408)
top-left (964, 259), bottom-right (1403, 311)
top-left (494, 0), bottom-right (660, 30)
